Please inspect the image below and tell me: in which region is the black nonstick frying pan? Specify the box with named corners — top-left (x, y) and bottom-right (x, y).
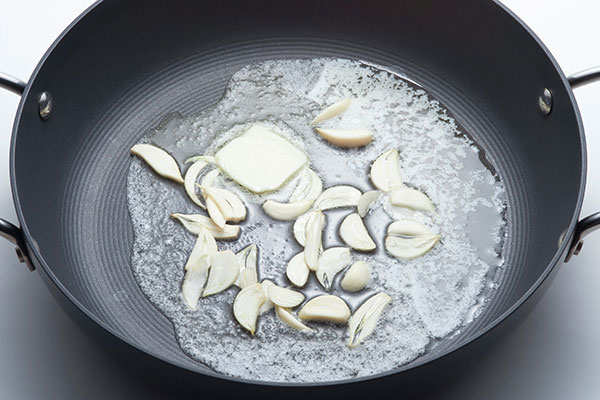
top-left (2, 0), bottom-right (600, 397)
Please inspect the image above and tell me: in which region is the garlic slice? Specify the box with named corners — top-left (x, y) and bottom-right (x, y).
top-left (286, 252), bottom-right (310, 287)
top-left (262, 199), bottom-right (313, 221)
top-left (201, 186), bottom-right (247, 223)
top-left (298, 295), bottom-right (351, 323)
top-left (235, 244), bottom-right (258, 289)
top-left (340, 261), bottom-right (371, 292)
top-left (304, 210), bottom-right (325, 271)
top-left (200, 168), bottom-right (220, 187)
top-left (184, 160), bottom-right (210, 209)
top-left (203, 250), bottom-right (239, 297)
top-left (289, 168), bottom-right (323, 203)
top-left (385, 219), bottom-right (440, 259)
top-left (171, 213), bottom-right (240, 239)
top-left (357, 190), bottom-right (380, 217)
top-left (339, 213), bottom-right (376, 251)
top-left (233, 283), bottom-right (267, 335)
top-left (388, 187), bottom-right (435, 213)
top-left (181, 254), bottom-right (210, 310)
top-left (370, 149), bottom-right (403, 192)
top-left (183, 228), bottom-right (218, 272)
top-left (185, 155), bottom-right (216, 165)
top-left (275, 306), bottom-right (313, 332)
top-left (130, 144), bottom-right (184, 184)
top-left (316, 247), bottom-right (352, 290)
top-left (311, 98), bottom-right (352, 126)
top-left (314, 186), bottom-right (362, 211)
top-left (348, 292), bottom-right (392, 347)
top-left (315, 128), bottom-right (373, 148)
top-left (293, 212), bottom-right (312, 246)
top-left (258, 280), bottom-right (275, 315)
top-left (264, 283), bottom-right (305, 308)
top-left (205, 196), bottom-right (227, 228)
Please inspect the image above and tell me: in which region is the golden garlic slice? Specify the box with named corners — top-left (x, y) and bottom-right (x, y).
top-left (184, 160), bottom-right (210, 209)
top-left (235, 244), bottom-right (258, 289)
top-left (304, 210), bottom-right (325, 271)
top-left (203, 250), bottom-right (239, 297)
top-left (370, 149), bottom-right (403, 192)
top-left (233, 283), bottom-right (267, 335)
top-left (275, 306), bottom-right (313, 332)
top-left (340, 260), bottom-right (371, 292)
top-left (314, 186), bottom-right (362, 211)
top-left (298, 295), bottom-right (351, 323)
top-left (130, 144), bottom-right (184, 184)
top-left (289, 167), bottom-right (323, 203)
top-left (385, 219), bottom-right (440, 259)
top-left (339, 213), bottom-right (376, 251)
top-left (357, 190), bottom-right (380, 217)
top-left (262, 199), bottom-right (313, 221)
top-left (171, 213), bottom-right (240, 239)
top-left (315, 128), bottom-right (373, 148)
top-left (347, 292), bottom-right (392, 347)
top-left (311, 98), bottom-right (352, 126)
top-left (201, 186), bottom-right (247, 223)
top-left (286, 252), bottom-right (310, 287)
top-left (181, 254), bottom-right (211, 310)
top-left (389, 187), bottom-right (435, 213)
top-left (316, 247), bottom-right (352, 290)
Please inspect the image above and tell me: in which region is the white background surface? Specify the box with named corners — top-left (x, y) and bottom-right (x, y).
top-left (1, 1), bottom-right (600, 398)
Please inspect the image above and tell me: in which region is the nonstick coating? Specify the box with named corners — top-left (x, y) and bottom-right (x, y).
top-left (10, 0), bottom-right (584, 383)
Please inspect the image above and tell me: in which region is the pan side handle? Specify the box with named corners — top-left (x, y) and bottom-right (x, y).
top-left (565, 67), bottom-right (600, 261)
top-left (0, 72), bottom-right (34, 270)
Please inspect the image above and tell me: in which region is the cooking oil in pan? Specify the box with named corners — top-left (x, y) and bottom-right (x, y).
top-left (127, 58), bottom-right (507, 382)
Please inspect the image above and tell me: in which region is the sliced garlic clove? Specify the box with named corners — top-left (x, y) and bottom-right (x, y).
top-left (171, 213), bottom-right (240, 239)
top-left (315, 128), bottom-right (373, 148)
top-left (341, 260), bottom-right (371, 292)
top-left (203, 250), bottom-right (239, 297)
top-left (200, 168), bottom-right (220, 187)
top-left (183, 228), bottom-right (218, 272)
top-left (258, 280), bottom-right (275, 315)
top-left (201, 186), bottom-right (247, 222)
top-left (314, 185), bottom-right (362, 211)
top-left (370, 149), bottom-right (403, 192)
top-left (311, 98), bottom-right (352, 126)
top-left (185, 155), bottom-right (216, 165)
top-left (339, 213), bottom-right (376, 252)
top-left (181, 254), bottom-right (211, 310)
top-left (385, 219), bottom-right (440, 259)
top-left (262, 199), bottom-right (314, 221)
top-left (357, 190), bottom-right (380, 217)
top-left (298, 295), bottom-right (351, 323)
top-left (184, 160), bottom-right (210, 209)
top-left (286, 252), bottom-right (310, 287)
top-left (348, 292), bottom-right (392, 347)
top-left (235, 244), bottom-right (258, 289)
top-left (130, 144), bottom-right (184, 184)
top-left (205, 196), bottom-right (227, 228)
top-left (289, 168), bottom-right (323, 203)
top-left (265, 284), bottom-right (305, 308)
top-left (233, 283), bottom-right (266, 335)
top-left (293, 212), bottom-right (312, 247)
top-left (388, 187), bottom-right (435, 213)
top-left (304, 210), bottom-right (325, 271)
top-left (275, 306), bottom-right (313, 332)
top-left (316, 247), bottom-right (352, 290)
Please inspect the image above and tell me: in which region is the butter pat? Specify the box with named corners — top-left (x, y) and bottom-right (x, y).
top-left (215, 125), bottom-right (308, 193)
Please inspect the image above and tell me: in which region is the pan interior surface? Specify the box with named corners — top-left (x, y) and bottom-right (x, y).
top-left (12, 0), bottom-right (583, 381)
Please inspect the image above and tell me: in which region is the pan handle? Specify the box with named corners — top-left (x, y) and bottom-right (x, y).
top-left (0, 72), bottom-right (34, 271)
top-left (565, 67), bottom-right (600, 261)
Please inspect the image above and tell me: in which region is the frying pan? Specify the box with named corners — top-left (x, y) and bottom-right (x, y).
top-left (1, 0), bottom-right (600, 397)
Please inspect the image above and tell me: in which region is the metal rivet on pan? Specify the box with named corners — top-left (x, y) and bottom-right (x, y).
top-left (538, 88), bottom-right (552, 115)
top-left (38, 91), bottom-right (53, 120)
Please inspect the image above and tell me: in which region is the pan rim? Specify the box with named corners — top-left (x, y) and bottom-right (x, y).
top-left (8, 0), bottom-right (587, 387)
